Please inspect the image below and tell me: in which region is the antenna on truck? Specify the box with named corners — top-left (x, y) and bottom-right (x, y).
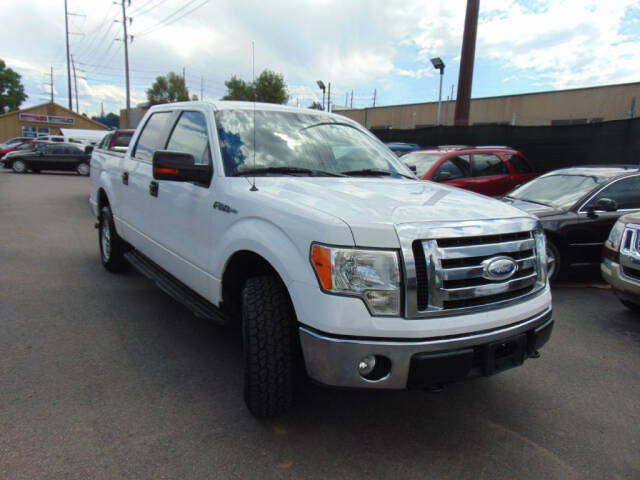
top-left (250, 40), bottom-right (258, 192)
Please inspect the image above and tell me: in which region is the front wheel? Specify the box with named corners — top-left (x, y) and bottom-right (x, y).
top-left (77, 162), bottom-right (90, 176)
top-left (546, 240), bottom-right (561, 283)
top-left (621, 299), bottom-right (640, 312)
top-left (99, 205), bottom-right (129, 272)
top-left (12, 159), bottom-right (27, 173)
top-left (242, 275), bottom-right (298, 418)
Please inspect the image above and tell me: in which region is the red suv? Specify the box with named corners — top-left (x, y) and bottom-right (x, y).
top-left (401, 146), bottom-right (536, 197)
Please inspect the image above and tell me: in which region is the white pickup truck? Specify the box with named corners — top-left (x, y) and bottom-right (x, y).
top-left (90, 101), bottom-right (553, 418)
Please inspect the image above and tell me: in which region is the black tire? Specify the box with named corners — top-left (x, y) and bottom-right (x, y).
top-left (242, 275), bottom-right (298, 418)
top-left (546, 239), bottom-right (562, 283)
top-left (621, 299), bottom-right (640, 312)
top-left (12, 159), bottom-right (27, 173)
top-left (77, 162), bottom-right (90, 176)
top-left (99, 205), bottom-right (129, 272)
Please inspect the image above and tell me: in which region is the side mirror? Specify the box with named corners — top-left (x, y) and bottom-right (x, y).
top-left (433, 171), bottom-right (452, 182)
top-left (152, 151), bottom-right (212, 185)
top-left (586, 197), bottom-right (618, 217)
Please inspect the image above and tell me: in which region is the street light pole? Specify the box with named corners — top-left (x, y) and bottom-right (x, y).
top-left (430, 57), bottom-right (445, 125)
top-left (316, 80), bottom-right (326, 111)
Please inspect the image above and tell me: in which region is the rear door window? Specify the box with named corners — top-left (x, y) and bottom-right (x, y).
top-left (508, 154), bottom-right (532, 173)
top-left (133, 112), bottom-right (172, 163)
top-left (165, 111), bottom-right (211, 165)
top-left (114, 133), bottom-right (133, 148)
top-left (472, 153), bottom-right (507, 176)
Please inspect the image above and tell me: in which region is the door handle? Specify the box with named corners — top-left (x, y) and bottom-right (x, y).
top-left (122, 171), bottom-right (129, 185)
top-left (149, 180), bottom-right (159, 197)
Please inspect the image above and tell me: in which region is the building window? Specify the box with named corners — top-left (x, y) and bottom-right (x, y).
top-left (22, 126), bottom-right (50, 138)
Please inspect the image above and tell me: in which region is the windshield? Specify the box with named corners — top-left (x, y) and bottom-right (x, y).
top-left (401, 152), bottom-right (443, 177)
top-left (216, 109), bottom-right (414, 178)
top-left (508, 173), bottom-right (609, 209)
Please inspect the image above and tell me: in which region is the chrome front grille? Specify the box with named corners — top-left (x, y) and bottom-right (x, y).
top-left (397, 218), bottom-right (546, 318)
top-left (620, 224), bottom-right (640, 282)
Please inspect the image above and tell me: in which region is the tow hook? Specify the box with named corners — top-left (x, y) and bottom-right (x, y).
top-left (530, 350), bottom-right (540, 359)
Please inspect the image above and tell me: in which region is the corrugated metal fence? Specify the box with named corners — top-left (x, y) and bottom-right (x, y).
top-left (372, 117), bottom-right (640, 173)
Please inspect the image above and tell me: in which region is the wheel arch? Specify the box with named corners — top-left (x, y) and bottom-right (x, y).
top-left (220, 250), bottom-right (288, 319)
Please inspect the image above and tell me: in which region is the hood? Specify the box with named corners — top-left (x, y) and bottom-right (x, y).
top-left (254, 178), bottom-right (534, 247)
top-left (502, 197), bottom-right (564, 218)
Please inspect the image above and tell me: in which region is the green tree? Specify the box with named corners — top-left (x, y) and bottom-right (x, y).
top-left (308, 101), bottom-right (323, 110)
top-left (0, 59), bottom-right (27, 112)
top-left (222, 69), bottom-right (288, 104)
top-left (146, 72), bottom-right (190, 105)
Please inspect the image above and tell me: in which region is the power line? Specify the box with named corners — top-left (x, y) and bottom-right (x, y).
top-left (134, 0), bottom-right (212, 37)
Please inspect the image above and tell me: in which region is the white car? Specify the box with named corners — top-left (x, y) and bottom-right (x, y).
top-left (90, 101), bottom-right (553, 417)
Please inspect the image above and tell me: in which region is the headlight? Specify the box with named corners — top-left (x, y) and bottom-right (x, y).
top-left (534, 230), bottom-right (548, 285)
top-left (311, 244), bottom-right (401, 316)
top-left (606, 219), bottom-right (626, 251)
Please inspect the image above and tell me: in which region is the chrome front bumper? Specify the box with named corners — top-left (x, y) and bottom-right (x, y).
top-left (299, 308), bottom-right (553, 389)
top-left (601, 259), bottom-right (640, 300)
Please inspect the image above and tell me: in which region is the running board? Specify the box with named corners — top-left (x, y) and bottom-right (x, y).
top-left (124, 250), bottom-right (230, 325)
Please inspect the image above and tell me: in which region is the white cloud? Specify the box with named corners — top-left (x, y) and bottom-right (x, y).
top-left (1, 0), bottom-right (639, 115)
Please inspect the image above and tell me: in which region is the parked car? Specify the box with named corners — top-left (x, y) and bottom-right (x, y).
top-left (90, 101), bottom-right (552, 418)
top-left (95, 129), bottom-right (134, 152)
top-left (0, 138), bottom-right (50, 158)
top-left (1, 142), bottom-right (91, 175)
top-left (385, 142), bottom-right (421, 157)
top-left (37, 135), bottom-right (83, 144)
top-left (502, 165), bottom-right (640, 281)
top-left (0, 136), bottom-right (31, 149)
top-left (401, 146), bottom-right (536, 197)
top-left (601, 213), bottom-right (640, 311)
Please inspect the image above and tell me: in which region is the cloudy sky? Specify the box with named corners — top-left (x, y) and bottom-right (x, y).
top-left (2, 0), bottom-right (639, 117)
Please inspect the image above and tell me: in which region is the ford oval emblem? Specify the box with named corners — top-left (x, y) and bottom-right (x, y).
top-left (481, 256), bottom-right (518, 281)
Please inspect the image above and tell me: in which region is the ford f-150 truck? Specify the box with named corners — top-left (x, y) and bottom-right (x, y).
top-left (89, 101), bottom-right (553, 418)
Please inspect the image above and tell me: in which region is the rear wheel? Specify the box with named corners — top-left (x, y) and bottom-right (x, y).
top-left (77, 162), bottom-right (90, 176)
top-left (242, 275), bottom-right (298, 418)
top-left (99, 205), bottom-right (129, 272)
top-left (12, 159), bottom-right (26, 173)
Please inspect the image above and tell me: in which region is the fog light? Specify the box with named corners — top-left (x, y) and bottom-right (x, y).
top-left (358, 355), bottom-right (376, 375)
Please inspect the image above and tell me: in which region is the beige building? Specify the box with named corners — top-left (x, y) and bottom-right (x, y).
top-left (334, 81), bottom-right (640, 129)
top-left (0, 102), bottom-right (108, 142)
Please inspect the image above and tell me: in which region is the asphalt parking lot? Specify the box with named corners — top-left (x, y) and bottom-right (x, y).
top-left (0, 170), bottom-right (639, 479)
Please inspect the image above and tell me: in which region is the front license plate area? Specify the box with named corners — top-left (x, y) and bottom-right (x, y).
top-left (484, 333), bottom-right (526, 375)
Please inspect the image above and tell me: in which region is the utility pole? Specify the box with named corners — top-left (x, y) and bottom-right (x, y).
top-left (350, 89), bottom-right (353, 108)
top-left (182, 66), bottom-right (186, 81)
top-left (200, 76), bottom-right (204, 101)
top-left (49, 66), bottom-right (54, 103)
top-left (71, 55), bottom-right (79, 113)
top-left (121, 0), bottom-right (131, 128)
top-left (454, 0), bottom-right (480, 126)
top-left (373, 89), bottom-right (377, 107)
top-left (64, 0), bottom-right (72, 110)
top-left (101, 102), bottom-right (105, 117)
top-left (327, 82), bottom-right (331, 112)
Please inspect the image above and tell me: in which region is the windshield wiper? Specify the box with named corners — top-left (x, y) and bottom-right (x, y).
top-left (341, 168), bottom-right (393, 177)
top-left (233, 166), bottom-right (345, 177)
top-left (516, 197), bottom-right (553, 207)
top-left (341, 168), bottom-right (414, 179)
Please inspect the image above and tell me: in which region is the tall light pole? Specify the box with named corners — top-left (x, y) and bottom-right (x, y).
top-left (316, 80), bottom-right (326, 111)
top-left (431, 57), bottom-right (445, 125)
